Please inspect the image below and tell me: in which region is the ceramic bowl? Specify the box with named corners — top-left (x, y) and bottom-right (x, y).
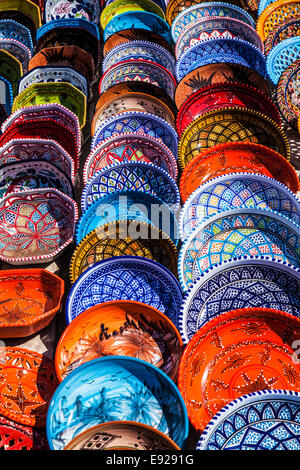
top-left (75, 191), bottom-right (179, 247)
top-left (257, 0), bottom-right (300, 41)
top-left (0, 39), bottom-right (31, 72)
top-left (267, 37), bottom-right (300, 85)
top-left (197, 390), bottom-right (300, 450)
top-left (0, 138), bottom-right (75, 182)
top-left (179, 256), bottom-right (300, 342)
top-left (0, 347), bottom-right (58, 428)
top-left (44, 0), bottom-right (94, 23)
top-left (0, 415), bottom-right (48, 450)
top-left (178, 207), bottom-right (300, 291)
top-left (276, 58), bottom-right (300, 128)
top-left (0, 75), bottom-right (13, 115)
top-left (0, 0), bottom-right (41, 35)
top-left (179, 142), bottom-right (300, 199)
top-left (0, 268), bottom-right (64, 338)
top-left (70, 220), bottom-right (178, 282)
top-left (102, 41), bottom-right (175, 75)
top-left (264, 17), bottom-right (300, 55)
top-left (0, 49), bottom-right (23, 96)
top-left (175, 16), bottom-right (263, 60)
top-left (0, 188), bottom-right (78, 265)
top-left (66, 256), bottom-right (183, 327)
top-left (175, 62), bottom-right (270, 109)
top-left (178, 107), bottom-right (290, 168)
top-left (0, 19), bottom-right (33, 52)
top-left (103, 29), bottom-right (172, 56)
top-left (178, 309), bottom-right (300, 430)
top-left (83, 133), bottom-right (178, 183)
top-left (56, 300), bottom-right (182, 381)
top-left (176, 38), bottom-right (266, 82)
top-left (100, 0), bottom-right (165, 30)
top-left (179, 173), bottom-right (300, 241)
top-left (176, 83), bottom-right (281, 136)
top-left (46, 356), bottom-right (189, 450)
top-left (171, 2), bottom-right (255, 42)
top-left (64, 421), bottom-right (180, 450)
top-left (81, 162), bottom-right (179, 212)
top-left (91, 111), bottom-right (178, 158)
top-left (103, 11), bottom-right (172, 44)
top-left (258, 0), bottom-right (274, 14)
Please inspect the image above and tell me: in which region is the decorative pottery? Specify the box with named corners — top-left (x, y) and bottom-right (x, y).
top-left (176, 83), bottom-right (281, 136)
top-left (64, 421), bottom-right (180, 450)
top-left (83, 133), bottom-right (178, 183)
top-left (12, 82), bottom-right (87, 128)
top-left (0, 347), bottom-right (58, 427)
top-left (0, 1), bottom-right (41, 32)
top-left (264, 18), bottom-right (300, 56)
top-left (176, 38), bottom-right (266, 82)
top-left (197, 390), bottom-right (300, 450)
top-left (56, 300), bottom-right (182, 381)
top-left (103, 29), bottom-right (173, 56)
top-left (178, 207), bottom-right (300, 291)
top-left (179, 173), bottom-right (300, 240)
top-left (258, 0), bottom-right (274, 14)
top-left (0, 19), bottom-right (33, 52)
top-left (171, 2), bottom-right (255, 42)
top-left (46, 356), bottom-right (189, 450)
top-left (91, 112), bottom-right (178, 158)
top-left (103, 12), bottom-right (172, 45)
top-left (267, 37), bottom-right (300, 85)
top-left (277, 58), bottom-right (300, 128)
top-left (179, 257), bottom-right (300, 341)
top-left (36, 18), bottom-right (100, 64)
top-left (178, 107), bottom-right (290, 168)
top-left (100, 0), bottom-right (165, 30)
top-left (81, 162), bottom-right (179, 212)
top-left (0, 138), bottom-right (75, 182)
top-left (0, 39), bottom-right (31, 73)
top-left (70, 220), bottom-right (178, 282)
top-left (0, 188), bottom-right (78, 265)
top-left (257, 0), bottom-right (300, 41)
top-left (102, 41), bottom-right (175, 74)
top-left (0, 50), bottom-right (23, 96)
top-left (175, 62), bottom-right (270, 109)
top-left (99, 60), bottom-right (176, 100)
top-left (18, 66), bottom-right (88, 98)
top-left (75, 191), bottom-right (178, 247)
top-left (0, 415), bottom-right (48, 450)
top-left (0, 160), bottom-right (73, 198)
top-left (178, 309), bottom-right (300, 431)
top-left (0, 76), bottom-right (13, 115)
top-left (66, 256), bottom-right (183, 326)
top-left (44, 0), bottom-right (99, 23)
top-left (0, 268), bottom-right (64, 338)
top-left (175, 16), bottom-right (263, 60)
top-left (179, 142), bottom-right (300, 198)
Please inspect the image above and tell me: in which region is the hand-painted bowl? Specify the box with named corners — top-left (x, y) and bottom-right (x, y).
top-left (46, 356), bottom-right (189, 450)
top-left (267, 37), bottom-right (300, 85)
top-left (0, 268), bottom-right (64, 338)
top-left (81, 162), bottom-right (179, 212)
top-left (0, 39), bottom-right (31, 73)
top-left (100, 0), bottom-right (165, 30)
top-left (0, 49), bottom-right (23, 96)
top-left (66, 256), bottom-right (183, 327)
top-left (258, 0), bottom-right (275, 14)
top-left (103, 29), bottom-right (173, 56)
top-left (64, 421), bottom-right (180, 450)
top-left (197, 390), bottom-right (300, 450)
top-left (175, 62), bottom-right (270, 109)
top-left (44, 0), bottom-right (100, 24)
top-left (175, 16), bottom-right (263, 60)
top-left (176, 38), bottom-right (266, 82)
top-left (178, 107), bottom-right (290, 168)
top-left (0, 415), bottom-right (48, 450)
top-left (70, 220), bottom-right (178, 281)
top-left (176, 83), bottom-right (281, 136)
top-left (277, 57), bottom-right (300, 128)
top-left (0, 19), bottom-right (33, 52)
top-left (84, 133), bottom-right (177, 183)
top-left (264, 17), bottom-right (300, 56)
top-left (257, 0), bottom-right (300, 41)
top-left (179, 173), bottom-right (300, 241)
top-left (0, 347), bottom-right (58, 428)
top-left (179, 142), bottom-right (300, 199)
top-left (0, 0), bottom-right (41, 35)
top-left (178, 309), bottom-right (300, 431)
top-left (76, 191), bottom-right (179, 247)
top-left (56, 300), bottom-right (182, 381)
top-left (178, 207), bottom-right (300, 291)
top-left (91, 111), bottom-right (178, 158)
top-left (0, 188), bottom-right (78, 265)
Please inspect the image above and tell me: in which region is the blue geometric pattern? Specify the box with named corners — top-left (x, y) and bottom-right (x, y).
top-left (65, 257), bottom-right (183, 326)
top-left (258, 0), bottom-right (275, 15)
top-left (0, 19), bottom-right (33, 51)
top-left (267, 37), bottom-right (300, 84)
top-left (197, 390), bottom-right (300, 450)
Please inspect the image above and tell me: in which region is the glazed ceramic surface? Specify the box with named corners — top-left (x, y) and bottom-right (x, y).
top-left (100, 0), bottom-right (165, 30)
top-left (179, 173), bottom-right (300, 240)
top-left (83, 133), bottom-right (177, 183)
top-left (264, 18), bottom-right (300, 56)
top-left (66, 257), bottom-right (183, 327)
top-left (103, 29), bottom-right (172, 56)
top-left (0, 0), bottom-right (41, 32)
top-left (277, 58), bottom-right (300, 128)
top-left (0, 415), bottom-right (47, 450)
top-left (178, 207), bottom-right (300, 291)
top-left (46, 356), bottom-right (189, 450)
top-left (257, 0), bottom-right (300, 41)
top-left (44, 0), bottom-right (100, 23)
top-left (0, 39), bottom-right (31, 72)
top-left (0, 19), bottom-right (33, 51)
top-left (0, 188), bottom-right (78, 265)
top-left (267, 37), bottom-right (300, 85)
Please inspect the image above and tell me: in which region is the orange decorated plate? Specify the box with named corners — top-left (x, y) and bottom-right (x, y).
top-left (178, 308), bottom-right (300, 432)
top-left (55, 300), bottom-right (183, 382)
top-left (180, 142), bottom-right (300, 201)
top-left (0, 269), bottom-right (64, 338)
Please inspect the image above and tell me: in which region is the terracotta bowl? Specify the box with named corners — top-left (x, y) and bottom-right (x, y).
top-left (178, 107), bottom-right (290, 168)
top-left (175, 62), bottom-right (270, 109)
top-left (64, 421), bottom-right (180, 450)
top-left (178, 307), bottom-right (300, 432)
top-left (103, 29), bottom-right (173, 56)
top-left (0, 268), bottom-right (64, 338)
top-left (179, 142), bottom-right (300, 200)
top-left (257, 0), bottom-right (300, 41)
